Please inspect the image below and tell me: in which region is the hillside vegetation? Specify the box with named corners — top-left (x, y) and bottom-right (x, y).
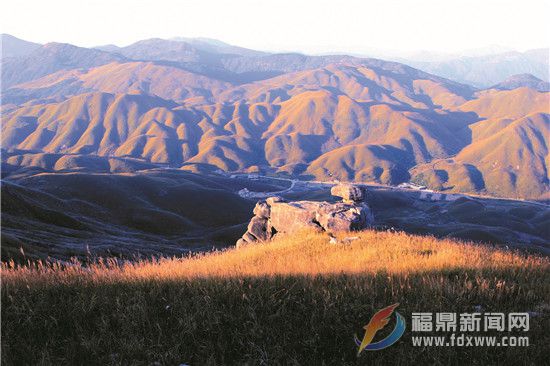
top-left (3, 231), bottom-right (549, 365)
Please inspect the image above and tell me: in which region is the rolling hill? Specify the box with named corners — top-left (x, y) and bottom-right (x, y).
top-left (1, 169), bottom-right (295, 259)
top-left (4, 229), bottom-right (549, 364)
top-left (3, 61), bottom-right (231, 104)
top-left (411, 112), bottom-right (550, 199)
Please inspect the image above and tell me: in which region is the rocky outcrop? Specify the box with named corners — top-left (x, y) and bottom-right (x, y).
top-left (330, 184), bottom-right (367, 203)
top-left (236, 184), bottom-right (374, 247)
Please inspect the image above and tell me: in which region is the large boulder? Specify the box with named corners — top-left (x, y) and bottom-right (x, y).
top-left (236, 184), bottom-right (375, 247)
top-left (247, 216), bottom-right (272, 241)
top-left (242, 231), bottom-right (257, 243)
top-left (253, 201), bottom-right (271, 219)
top-left (266, 196), bottom-right (283, 205)
top-left (330, 184), bottom-right (366, 203)
top-left (269, 201), bottom-right (324, 233)
top-left (316, 202), bottom-right (373, 233)
top-left (236, 238), bottom-right (247, 248)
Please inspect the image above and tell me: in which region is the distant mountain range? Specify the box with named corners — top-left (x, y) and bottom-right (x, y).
top-left (2, 34), bottom-right (549, 199)
top-left (402, 49), bottom-right (549, 88)
top-left (3, 34), bottom-right (548, 87)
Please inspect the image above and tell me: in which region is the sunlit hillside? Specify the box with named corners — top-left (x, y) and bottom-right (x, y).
top-left (3, 38), bottom-right (549, 199)
top-left (3, 230), bottom-right (549, 364)
top-left (4, 230), bottom-right (548, 283)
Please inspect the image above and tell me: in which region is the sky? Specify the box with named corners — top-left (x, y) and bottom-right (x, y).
top-left (1, 0), bottom-right (549, 56)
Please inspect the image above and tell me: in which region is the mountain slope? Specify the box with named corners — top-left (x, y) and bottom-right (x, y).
top-left (2, 92), bottom-right (198, 163)
top-left (409, 87), bottom-right (550, 199)
top-left (1, 34), bottom-right (41, 58)
top-left (170, 37), bottom-right (266, 57)
top-left (217, 63), bottom-right (474, 109)
top-left (1, 170), bottom-right (260, 258)
top-left (457, 87), bottom-right (549, 120)
top-left (411, 112), bottom-right (550, 199)
top-left (1, 42), bottom-right (127, 88)
top-left (490, 74), bottom-right (550, 92)
top-left (3, 61), bottom-right (232, 104)
top-left (2, 38), bottom-right (548, 199)
top-left (2, 62), bottom-right (480, 182)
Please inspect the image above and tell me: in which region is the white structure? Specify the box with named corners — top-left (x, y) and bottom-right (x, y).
top-left (398, 182), bottom-right (427, 190)
top-left (419, 191), bottom-right (464, 202)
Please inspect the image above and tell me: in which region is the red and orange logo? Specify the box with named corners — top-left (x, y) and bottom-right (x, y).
top-left (354, 303), bottom-right (406, 355)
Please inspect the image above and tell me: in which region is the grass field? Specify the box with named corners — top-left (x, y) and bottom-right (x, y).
top-left (2, 230), bottom-right (550, 365)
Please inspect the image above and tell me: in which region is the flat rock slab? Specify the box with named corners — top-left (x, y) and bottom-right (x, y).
top-left (269, 201), bottom-right (324, 233)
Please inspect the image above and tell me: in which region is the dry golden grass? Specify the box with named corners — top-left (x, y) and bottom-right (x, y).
top-left (4, 230), bottom-right (548, 285)
top-left (3, 230), bottom-right (550, 365)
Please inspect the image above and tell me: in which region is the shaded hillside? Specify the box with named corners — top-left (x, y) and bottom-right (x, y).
top-left (2, 169), bottom-right (297, 259)
top-left (2, 100), bottom-right (472, 189)
top-left (457, 87), bottom-right (549, 120)
top-left (2, 63), bottom-right (478, 173)
top-left (2, 162), bottom-right (548, 261)
top-left (217, 63), bottom-right (474, 108)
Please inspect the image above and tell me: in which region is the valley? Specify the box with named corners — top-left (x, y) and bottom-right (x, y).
top-left (1, 34), bottom-right (549, 260)
top-left (2, 160), bottom-right (548, 261)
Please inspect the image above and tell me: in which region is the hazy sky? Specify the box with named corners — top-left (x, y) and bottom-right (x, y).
top-left (1, 0), bottom-right (548, 55)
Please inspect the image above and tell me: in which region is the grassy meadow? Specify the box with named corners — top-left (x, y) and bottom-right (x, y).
top-left (2, 230), bottom-right (550, 365)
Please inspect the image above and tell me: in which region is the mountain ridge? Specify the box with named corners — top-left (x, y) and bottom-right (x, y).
top-left (489, 73), bottom-right (550, 92)
top-left (1, 35), bottom-right (549, 200)
top-left (1, 34), bottom-right (41, 58)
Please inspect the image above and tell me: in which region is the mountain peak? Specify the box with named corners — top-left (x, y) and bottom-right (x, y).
top-left (490, 73), bottom-right (550, 92)
top-left (1, 41), bottom-right (127, 88)
top-left (1, 33), bottom-right (41, 58)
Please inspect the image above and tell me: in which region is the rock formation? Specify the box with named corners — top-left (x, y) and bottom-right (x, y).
top-left (236, 184), bottom-right (374, 247)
